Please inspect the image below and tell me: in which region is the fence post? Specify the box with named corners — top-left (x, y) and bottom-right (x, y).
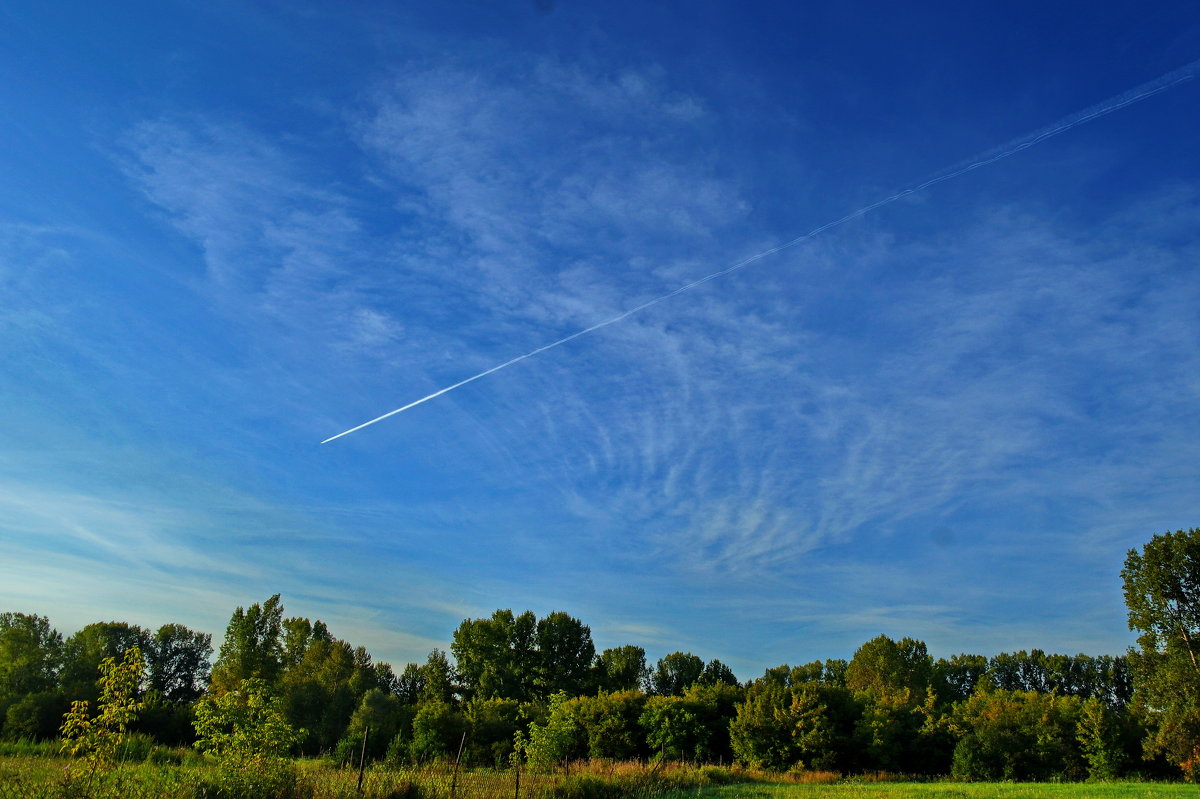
top-left (357, 725), bottom-right (370, 793)
top-left (513, 763), bottom-right (520, 799)
top-left (450, 730), bottom-right (467, 799)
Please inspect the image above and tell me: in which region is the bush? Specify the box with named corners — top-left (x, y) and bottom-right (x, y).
top-left (194, 756), bottom-right (298, 799)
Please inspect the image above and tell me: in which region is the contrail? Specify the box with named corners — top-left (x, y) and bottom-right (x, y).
top-left (322, 58), bottom-right (1198, 444)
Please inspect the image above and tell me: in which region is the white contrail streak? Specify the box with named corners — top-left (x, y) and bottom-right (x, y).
top-left (322, 58), bottom-right (1198, 444)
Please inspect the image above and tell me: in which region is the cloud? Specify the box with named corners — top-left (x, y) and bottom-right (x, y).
top-left (91, 48), bottom-right (1200, 665)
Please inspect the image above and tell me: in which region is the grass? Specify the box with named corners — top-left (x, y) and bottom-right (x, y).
top-left (0, 755), bottom-right (1195, 799)
top-left (670, 781), bottom-right (1200, 799)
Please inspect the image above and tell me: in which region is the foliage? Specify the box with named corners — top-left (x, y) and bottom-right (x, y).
top-left (59, 623), bottom-right (151, 704)
top-left (593, 646), bottom-right (649, 693)
top-left (949, 689), bottom-right (1087, 781)
top-left (1076, 697), bottom-right (1127, 781)
top-left (408, 701), bottom-right (467, 763)
top-left (534, 613), bottom-right (596, 700)
top-left (452, 610), bottom-right (595, 703)
top-left (281, 636), bottom-right (379, 755)
top-left (728, 684), bottom-right (800, 771)
top-left (192, 677), bottom-right (302, 799)
top-left (845, 636), bottom-right (932, 699)
top-left (651, 653), bottom-right (705, 697)
top-left (208, 595), bottom-right (286, 695)
top-left (641, 695), bottom-right (711, 762)
top-left (147, 623), bottom-right (212, 704)
top-left (571, 690), bottom-right (647, 761)
top-left (1122, 527), bottom-right (1200, 778)
top-left (4, 692), bottom-right (68, 741)
top-left (417, 649), bottom-right (458, 706)
top-left (0, 613), bottom-right (62, 729)
top-left (525, 691), bottom-right (582, 769)
top-left (933, 654), bottom-right (989, 703)
top-left (193, 677), bottom-right (301, 759)
top-left (462, 696), bottom-right (521, 766)
top-left (339, 688), bottom-right (409, 764)
top-left (60, 646), bottom-right (146, 765)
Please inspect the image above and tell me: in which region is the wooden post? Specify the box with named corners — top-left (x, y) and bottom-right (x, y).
top-left (450, 730), bottom-right (467, 799)
top-left (357, 725), bottom-right (370, 793)
top-left (513, 763), bottom-right (520, 799)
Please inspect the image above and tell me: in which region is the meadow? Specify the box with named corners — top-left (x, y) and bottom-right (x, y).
top-left (0, 754), bottom-right (1195, 799)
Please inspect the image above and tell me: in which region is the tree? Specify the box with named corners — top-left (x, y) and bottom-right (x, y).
top-left (451, 609), bottom-right (538, 701)
top-left (845, 635), bottom-right (932, 698)
top-left (1123, 527), bottom-right (1200, 778)
top-left (698, 659), bottom-right (739, 687)
top-left (949, 690), bottom-right (1086, 781)
top-left (281, 616), bottom-right (332, 670)
top-left (340, 688), bottom-right (407, 763)
top-left (396, 662), bottom-right (425, 704)
top-left (5, 692), bottom-right (69, 740)
top-left (534, 612), bottom-right (595, 699)
top-left (728, 683), bottom-right (799, 770)
top-left (463, 696), bottom-right (521, 766)
top-left (933, 654), bottom-right (989, 703)
top-left (1077, 697), bottom-right (1126, 780)
top-left (146, 623), bottom-right (212, 704)
top-left (593, 646), bottom-right (648, 693)
top-left (418, 649), bottom-right (458, 705)
top-left (651, 652), bottom-right (704, 697)
top-left (60, 646), bottom-right (145, 767)
top-left (523, 691), bottom-right (582, 769)
top-left (0, 613), bottom-right (62, 728)
top-left (193, 676), bottom-right (302, 798)
top-left (409, 700), bottom-right (468, 762)
top-left (571, 690), bottom-right (647, 760)
top-left (209, 595), bottom-right (285, 694)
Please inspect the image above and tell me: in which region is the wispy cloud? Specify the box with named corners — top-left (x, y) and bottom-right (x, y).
top-left (38, 46), bottom-right (1196, 666)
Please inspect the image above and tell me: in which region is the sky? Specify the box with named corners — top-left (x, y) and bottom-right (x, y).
top-left (1, 0), bottom-right (1199, 679)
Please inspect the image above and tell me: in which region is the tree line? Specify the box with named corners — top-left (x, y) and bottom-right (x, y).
top-left (1, 526), bottom-right (1199, 781)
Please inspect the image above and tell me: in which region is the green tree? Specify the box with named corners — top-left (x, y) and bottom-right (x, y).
top-left (524, 690), bottom-right (583, 769)
top-left (193, 676), bottom-right (302, 798)
top-left (593, 645), bottom-right (649, 693)
top-left (5, 692), bottom-right (69, 740)
top-left (59, 623), bottom-right (150, 703)
top-left (949, 690), bottom-right (1086, 781)
top-left (396, 662), bottom-right (425, 704)
top-left (651, 652), bottom-right (704, 697)
top-left (571, 690), bottom-right (647, 760)
top-left (146, 623), bottom-right (211, 704)
top-left (0, 612), bottom-right (62, 735)
top-left (728, 683), bottom-right (799, 770)
top-left (534, 612), bottom-right (595, 699)
top-left (281, 616), bottom-right (332, 670)
top-left (641, 694), bottom-right (712, 762)
top-left (1077, 697), bottom-right (1126, 780)
top-left (339, 688), bottom-right (407, 763)
top-left (281, 637), bottom-right (380, 754)
top-left (787, 685), bottom-right (838, 771)
top-left (684, 681), bottom-right (745, 764)
top-left (1123, 527), bottom-right (1200, 778)
top-left (209, 595), bottom-right (286, 694)
top-left (60, 646), bottom-right (145, 766)
top-left (463, 696), bottom-right (522, 766)
top-left (845, 635), bottom-right (932, 698)
top-left (933, 653), bottom-right (989, 703)
top-left (698, 659), bottom-right (739, 687)
top-left (409, 700), bottom-right (467, 762)
top-left (452, 609), bottom-right (538, 701)
top-left (418, 649), bottom-right (458, 705)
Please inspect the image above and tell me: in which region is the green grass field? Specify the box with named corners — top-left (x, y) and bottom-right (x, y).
top-left (673, 783), bottom-right (1199, 799)
top-left (1, 755), bottom-right (1196, 799)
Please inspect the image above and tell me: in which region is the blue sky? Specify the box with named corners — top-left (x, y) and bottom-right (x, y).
top-left (2, 1), bottom-right (1198, 678)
